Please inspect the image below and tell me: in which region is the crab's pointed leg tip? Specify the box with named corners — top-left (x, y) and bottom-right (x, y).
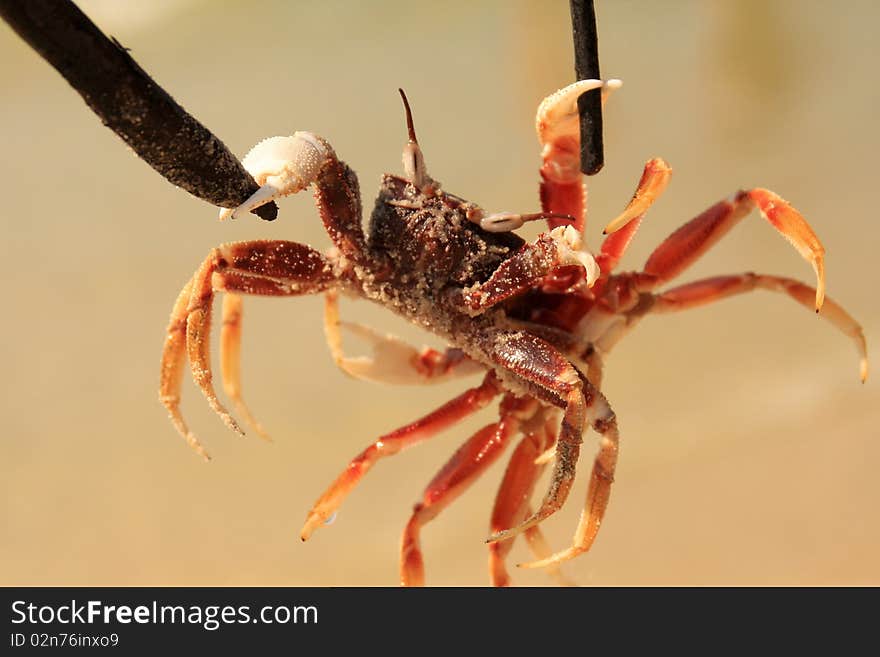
top-left (485, 530), bottom-right (508, 544)
top-left (602, 218), bottom-right (622, 235)
top-left (517, 548), bottom-right (580, 570)
top-left (185, 435), bottom-right (211, 461)
top-left (860, 360), bottom-right (868, 384)
top-left (813, 260), bottom-right (825, 313)
top-left (225, 416), bottom-right (245, 438)
top-left (604, 206), bottom-right (644, 235)
top-left (300, 514), bottom-right (323, 542)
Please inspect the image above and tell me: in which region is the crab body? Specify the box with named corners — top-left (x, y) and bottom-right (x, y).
top-left (160, 80), bottom-right (866, 586)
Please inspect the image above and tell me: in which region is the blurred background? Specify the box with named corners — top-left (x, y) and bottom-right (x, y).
top-left (1, 0), bottom-right (877, 586)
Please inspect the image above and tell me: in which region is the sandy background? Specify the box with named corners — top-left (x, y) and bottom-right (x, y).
top-left (2, 0), bottom-right (877, 586)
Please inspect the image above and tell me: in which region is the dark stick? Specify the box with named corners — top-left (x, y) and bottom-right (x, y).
top-left (569, 0), bottom-right (604, 176)
top-left (0, 0), bottom-right (277, 220)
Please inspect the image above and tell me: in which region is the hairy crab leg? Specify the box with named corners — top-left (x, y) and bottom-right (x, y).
top-left (322, 290), bottom-right (483, 384)
top-left (486, 332), bottom-right (619, 544)
top-left (596, 158), bottom-right (672, 274)
top-left (517, 401), bottom-right (620, 569)
top-left (533, 347), bottom-right (606, 465)
top-left (312, 158), bottom-right (373, 268)
top-left (159, 277), bottom-right (209, 460)
top-left (300, 373), bottom-right (501, 541)
top-left (400, 395), bottom-right (534, 586)
top-left (159, 240), bottom-right (337, 457)
top-left (220, 294), bottom-right (270, 440)
top-left (651, 273), bottom-right (868, 382)
top-left (184, 256), bottom-right (245, 440)
top-left (536, 78), bottom-right (622, 232)
top-left (639, 189), bottom-right (826, 310)
top-left (514, 376), bottom-right (620, 570)
top-left (489, 414), bottom-right (570, 586)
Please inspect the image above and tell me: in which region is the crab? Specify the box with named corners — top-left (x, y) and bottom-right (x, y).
top-left (159, 79), bottom-right (867, 586)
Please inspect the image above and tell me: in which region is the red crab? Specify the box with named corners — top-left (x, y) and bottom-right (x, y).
top-left (159, 80), bottom-right (867, 586)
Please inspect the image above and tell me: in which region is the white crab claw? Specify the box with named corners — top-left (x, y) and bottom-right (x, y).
top-left (219, 132), bottom-right (333, 221)
top-left (549, 225), bottom-right (600, 287)
top-left (333, 322), bottom-right (433, 385)
top-left (536, 78), bottom-right (623, 149)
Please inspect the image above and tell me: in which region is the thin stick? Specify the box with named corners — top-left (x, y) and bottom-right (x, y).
top-left (569, 0), bottom-right (604, 176)
top-left (0, 0), bottom-right (278, 220)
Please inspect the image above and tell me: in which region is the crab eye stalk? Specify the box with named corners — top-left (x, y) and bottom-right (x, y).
top-left (398, 88), bottom-right (433, 192)
top-left (476, 211), bottom-right (578, 233)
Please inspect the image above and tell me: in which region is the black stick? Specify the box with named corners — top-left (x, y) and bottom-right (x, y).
top-left (569, 0), bottom-right (604, 176)
top-left (0, 0), bottom-right (277, 220)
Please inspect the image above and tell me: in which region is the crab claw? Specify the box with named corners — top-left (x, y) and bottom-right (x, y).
top-left (536, 78), bottom-right (622, 232)
top-left (550, 225), bottom-right (601, 287)
top-left (536, 78), bottom-right (623, 154)
top-left (219, 132), bottom-right (333, 221)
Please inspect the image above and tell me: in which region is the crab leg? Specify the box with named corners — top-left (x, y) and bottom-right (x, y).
top-left (511, 386), bottom-right (620, 569)
top-left (517, 399), bottom-right (620, 569)
top-left (651, 273), bottom-right (868, 382)
top-left (533, 347), bottom-right (606, 465)
top-left (322, 290), bottom-right (483, 384)
top-left (489, 416), bottom-right (569, 586)
top-left (486, 332), bottom-right (619, 545)
top-left (313, 159), bottom-right (372, 268)
top-left (220, 294), bottom-right (269, 440)
top-left (520, 274), bottom-right (866, 570)
top-left (596, 158), bottom-right (672, 274)
top-left (537, 79), bottom-right (622, 232)
top-left (521, 519), bottom-right (572, 583)
top-left (640, 189), bottom-right (826, 310)
top-left (300, 373), bottom-right (501, 541)
top-left (184, 255), bottom-right (245, 440)
top-left (159, 240), bottom-right (336, 457)
top-left (400, 395), bottom-right (533, 586)
top-left (159, 277), bottom-right (208, 459)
